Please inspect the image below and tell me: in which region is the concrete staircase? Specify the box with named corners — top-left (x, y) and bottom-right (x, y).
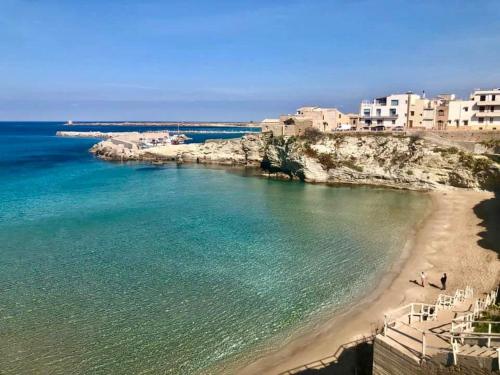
top-left (457, 344), bottom-right (498, 358)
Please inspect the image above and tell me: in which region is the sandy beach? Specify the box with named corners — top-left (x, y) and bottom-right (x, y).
top-left (236, 189), bottom-right (500, 375)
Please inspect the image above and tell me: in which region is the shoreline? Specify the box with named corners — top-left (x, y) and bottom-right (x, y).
top-left (234, 189), bottom-right (499, 375)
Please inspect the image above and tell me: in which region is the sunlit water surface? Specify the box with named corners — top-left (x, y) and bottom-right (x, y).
top-left (0, 122), bottom-right (430, 374)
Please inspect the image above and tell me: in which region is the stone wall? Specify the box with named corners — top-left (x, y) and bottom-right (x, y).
top-left (411, 130), bottom-right (500, 143)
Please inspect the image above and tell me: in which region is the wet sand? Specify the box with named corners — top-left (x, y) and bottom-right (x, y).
top-left (236, 190), bottom-right (500, 375)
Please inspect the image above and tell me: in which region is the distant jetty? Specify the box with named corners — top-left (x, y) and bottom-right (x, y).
top-left (65, 121), bottom-right (257, 128)
top-left (57, 129), bottom-right (259, 139)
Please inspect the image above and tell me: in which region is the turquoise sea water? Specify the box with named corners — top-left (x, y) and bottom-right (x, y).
top-left (0, 122), bottom-right (430, 374)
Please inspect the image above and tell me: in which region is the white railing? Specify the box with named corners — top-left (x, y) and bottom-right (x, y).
top-left (436, 286), bottom-right (474, 311)
top-left (451, 312), bottom-right (475, 333)
top-left (384, 302), bottom-right (437, 335)
top-left (383, 285), bottom-right (499, 365)
top-left (465, 285), bottom-right (474, 299)
top-left (436, 293), bottom-right (455, 310)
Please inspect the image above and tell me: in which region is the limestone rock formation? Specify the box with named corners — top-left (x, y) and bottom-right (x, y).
top-left (262, 133), bottom-right (500, 191)
top-left (89, 132), bottom-right (500, 191)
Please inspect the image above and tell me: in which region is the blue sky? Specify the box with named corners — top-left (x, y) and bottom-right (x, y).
top-left (1, 0), bottom-right (499, 121)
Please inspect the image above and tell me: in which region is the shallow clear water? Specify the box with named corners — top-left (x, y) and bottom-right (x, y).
top-left (0, 122), bottom-right (430, 374)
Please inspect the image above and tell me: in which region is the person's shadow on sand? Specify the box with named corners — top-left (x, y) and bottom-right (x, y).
top-left (429, 282), bottom-right (442, 290)
top-left (409, 279), bottom-right (422, 287)
top-left (409, 279), bottom-right (444, 290)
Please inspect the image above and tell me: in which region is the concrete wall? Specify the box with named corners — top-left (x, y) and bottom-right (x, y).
top-left (417, 130), bottom-right (500, 143)
top-left (262, 118), bottom-right (313, 137)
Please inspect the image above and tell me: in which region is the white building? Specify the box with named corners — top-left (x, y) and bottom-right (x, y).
top-left (359, 93), bottom-right (421, 130)
top-left (447, 100), bottom-right (474, 129)
top-left (470, 89), bottom-right (500, 130)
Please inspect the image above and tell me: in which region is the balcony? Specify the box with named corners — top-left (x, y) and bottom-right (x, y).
top-left (362, 115), bottom-right (398, 120)
top-left (361, 100), bottom-right (387, 106)
top-left (475, 111), bottom-right (500, 117)
top-left (475, 100), bottom-right (500, 106)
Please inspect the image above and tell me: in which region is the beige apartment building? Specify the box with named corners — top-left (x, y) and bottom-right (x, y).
top-left (295, 107), bottom-right (350, 132)
top-left (447, 99), bottom-right (474, 129)
top-left (260, 106), bottom-right (350, 136)
top-left (407, 97), bottom-right (429, 129)
top-left (259, 116), bottom-right (313, 137)
top-left (346, 113), bottom-right (361, 130)
top-left (443, 89), bottom-right (500, 130)
top-left (406, 94), bottom-right (454, 130)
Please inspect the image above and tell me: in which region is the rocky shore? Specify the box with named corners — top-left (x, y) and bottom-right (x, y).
top-left (89, 132), bottom-right (500, 191)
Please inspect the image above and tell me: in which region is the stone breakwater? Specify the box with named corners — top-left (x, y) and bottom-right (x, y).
top-left (90, 134), bottom-right (266, 166)
top-left (90, 133), bottom-right (500, 191)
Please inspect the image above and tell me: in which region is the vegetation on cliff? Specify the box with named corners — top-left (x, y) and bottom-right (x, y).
top-left (262, 130), bottom-right (500, 191)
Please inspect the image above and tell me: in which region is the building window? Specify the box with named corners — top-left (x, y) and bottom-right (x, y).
top-left (448, 120), bottom-right (451, 124)
top-left (492, 94), bottom-right (496, 101)
top-left (377, 120), bottom-right (383, 125)
top-left (391, 99), bottom-right (399, 106)
top-left (464, 107), bottom-right (468, 112)
top-left (376, 109), bottom-right (381, 116)
top-left (410, 111), bottom-right (415, 116)
top-left (409, 120), bottom-right (413, 127)
top-left (480, 95), bottom-right (486, 101)
top-left (392, 120), bottom-right (396, 124)
top-left (363, 109), bottom-right (370, 117)
top-left (479, 106), bottom-right (485, 112)
top-left (438, 110), bottom-right (444, 116)
top-left (490, 117), bottom-right (494, 123)
top-left (389, 108), bottom-right (397, 116)
top-left (455, 120), bottom-right (459, 126)
top-left (479, 118), bottom-right (484, 124)
top-left (463, 120), bottom-right (468, 126)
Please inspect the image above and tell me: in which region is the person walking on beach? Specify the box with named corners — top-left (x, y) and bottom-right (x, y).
top-left (441, 273), bottom-right (447, 290)
top-left (420, 272), bottom-right (426, 287)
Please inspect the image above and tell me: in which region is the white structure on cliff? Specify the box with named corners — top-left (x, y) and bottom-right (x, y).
top-left (359, 93), bottom-right (421, 130)
top-left (470, 88), bottom-right (500, 129)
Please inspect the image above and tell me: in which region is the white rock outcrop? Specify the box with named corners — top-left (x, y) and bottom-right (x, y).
top-left (90, 133), bottom-right (500, 191)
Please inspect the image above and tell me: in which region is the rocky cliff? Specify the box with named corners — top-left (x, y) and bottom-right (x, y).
top-left (262, 133), bottom-right (500, 191)
top-left (90, 132), bottom-right (500, 191)
top-left (90, 134), bottom-right (266, 166)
